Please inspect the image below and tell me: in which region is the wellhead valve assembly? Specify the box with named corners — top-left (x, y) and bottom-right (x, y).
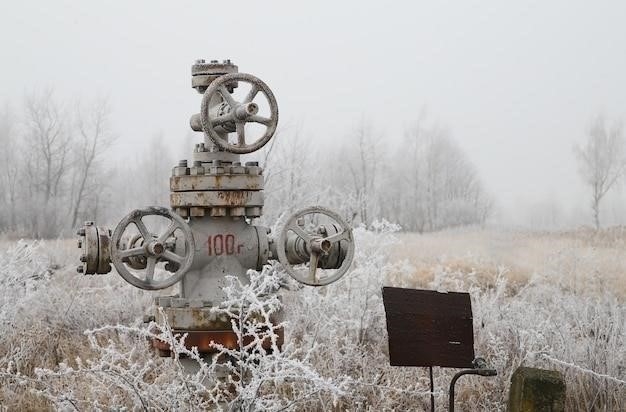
top-left (75, 59), bottom-right (355, 357)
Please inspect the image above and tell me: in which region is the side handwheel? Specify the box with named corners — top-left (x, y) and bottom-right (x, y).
top-left (201, 72), bottom-right (278, 154)
top-left (111, 207), bottom-right (195, 290)
top-left (277, 207), bottom-right (355, 286)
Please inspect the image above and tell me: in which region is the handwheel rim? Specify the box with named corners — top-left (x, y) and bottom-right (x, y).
top-left (111, 207), bottom-right (195, 290)
top-left (277, 206), bottom-right (355, 287)
top-left (200, 73), bottom-right (279, 154)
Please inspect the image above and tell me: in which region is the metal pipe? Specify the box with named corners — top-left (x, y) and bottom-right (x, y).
top-left (449, 368), bottom-right (497, 412)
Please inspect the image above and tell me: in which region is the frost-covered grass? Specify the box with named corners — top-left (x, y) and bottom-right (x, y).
top-left (0, 227), bottom-right (624, 410)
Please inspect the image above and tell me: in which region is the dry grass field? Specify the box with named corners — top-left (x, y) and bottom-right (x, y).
top-left (0, 227), bottom-right (624, 410)
top-left (391, 227), bottom-right (626, 298)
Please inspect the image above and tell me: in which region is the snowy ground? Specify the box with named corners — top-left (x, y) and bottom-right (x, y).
top-left (0, 226), bottom-right (624, 410)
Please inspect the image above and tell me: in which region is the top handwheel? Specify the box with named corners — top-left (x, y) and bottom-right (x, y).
top-left (200, 73), bottom-right (279, 154)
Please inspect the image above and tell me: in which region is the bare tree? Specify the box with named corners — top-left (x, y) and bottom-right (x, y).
top-left (23, 90), bottom-right (72, 237)
top-left (384, 117), bottom-right (491, 232)
top-left (345, 119), bottom-right (381, 226)
top-left (575, 116), bottom-right (626, 229)
top-left (262, 127), bottom-right (315, 223)
top-left (0, 104), bottom-right (20, 232)
top-left (136, 132), bottom-right (173, 207)
top-left (70, 98), bottom-right (115, 228)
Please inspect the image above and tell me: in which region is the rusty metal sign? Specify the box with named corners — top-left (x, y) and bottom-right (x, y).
top-left (382, 287), bottom-right (475, 368)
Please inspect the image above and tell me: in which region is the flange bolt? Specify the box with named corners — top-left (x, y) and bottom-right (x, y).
top-left (76, 265), bottom-right (84, 274)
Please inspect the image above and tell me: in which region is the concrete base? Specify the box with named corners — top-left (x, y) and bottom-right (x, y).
top-left (508, 366), bottom-right (566, 412)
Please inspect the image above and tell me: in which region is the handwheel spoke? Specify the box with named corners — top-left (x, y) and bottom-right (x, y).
top-left (243, 84), bottom-right (259, 104)
top-left (218, 86), bottom-right (237, 107)
top-left (325, 229), bottom-right (350, 244)
top-left (145, 256), bottom-right (157, 282)
top-left (158, 222), bottom-right (178, 244)
top-left (162, 250), bottom-right (183, 264)
top-left (212, 112), bottom-right (235, 126)
top-left (236, 122), bottom-right (246, 146)
top-left (248, 115), bottom-right (272, 125)
top-left (308, 253), bottom-right (319, 284)
top-left (133, 218), bottom-right (151, 241)
top-left (288, 222), bottom-right (313, 243)
top-left (119, 247), bottom-right (145, 259)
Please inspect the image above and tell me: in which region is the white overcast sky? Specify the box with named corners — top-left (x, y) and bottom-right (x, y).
top-left (2, 0), bottom-right (626, 226)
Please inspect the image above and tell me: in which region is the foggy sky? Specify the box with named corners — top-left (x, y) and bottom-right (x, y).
top-left (2, 0), bottom-right (626, 227)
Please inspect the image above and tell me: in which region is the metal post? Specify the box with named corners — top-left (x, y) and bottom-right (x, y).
top-left (429, 366), bottom-right (435, 412)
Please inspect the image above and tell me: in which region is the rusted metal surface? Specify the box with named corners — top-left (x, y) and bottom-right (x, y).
top-left (170, 190), bottom-right (264, 208)
top-left (160, 305), bottom-right (274, 330)
top-left (170, 175), bottom-right (263, 192)
top-left (152, 326), bottom-right (284, 355)
top-left (382, 287), bottom-right (475, 368)
top-left (162, 306), bottom-right (238, 330)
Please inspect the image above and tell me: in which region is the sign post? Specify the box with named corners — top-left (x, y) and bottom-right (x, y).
top-left (382, 287), bottom-right (496, 411)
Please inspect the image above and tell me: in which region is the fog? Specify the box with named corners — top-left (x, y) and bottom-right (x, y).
top-left (2, 0), bottom-right (626, 228)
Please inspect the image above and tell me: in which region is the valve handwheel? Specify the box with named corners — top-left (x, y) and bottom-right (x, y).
top-left (201, 73), bottom-right (279, 154)
top-left (277, 207), bottom-right (355, 286)
top-left (111, 207), bottom-right (195, 290)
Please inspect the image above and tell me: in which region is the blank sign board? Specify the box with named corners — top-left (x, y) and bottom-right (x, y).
top-left (382, 287), bottom-right (475, 368)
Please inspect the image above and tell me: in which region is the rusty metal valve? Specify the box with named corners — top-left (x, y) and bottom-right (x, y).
top-left (200, 73), bottom-right (278, 154)
top-left (276, 207), bottom-right (355, 286)
top-left (110, 207), bottom-right (195, 290)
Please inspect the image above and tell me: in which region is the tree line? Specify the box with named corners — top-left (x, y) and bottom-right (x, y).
top-left (0, 88), bottom-right (182, 239)
top-left (0, 91), bottom-right (509, 238)
top-left (261, 116), bottom-right (493, 232)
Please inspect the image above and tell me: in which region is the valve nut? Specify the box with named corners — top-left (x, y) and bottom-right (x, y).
top-left (80, 254), bottom-right (87, 262)
top-left (230, 165), bottom-right (245, 174)
top-left (173, 166), bottom-right (190, 176)
top-left (246, 206), bottom-right (262, 217)
top-left (230, 207), bottom-right (245, 217)
top-left (210, 207), bottom-right (227, 217)
top-left (190, 161), bottom-right (205, 176)
top-left (246, 166), bottom-right (261, 175)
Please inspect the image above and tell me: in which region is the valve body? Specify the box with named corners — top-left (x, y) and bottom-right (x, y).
top-left (76, 59), bottom-right (354, 357)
